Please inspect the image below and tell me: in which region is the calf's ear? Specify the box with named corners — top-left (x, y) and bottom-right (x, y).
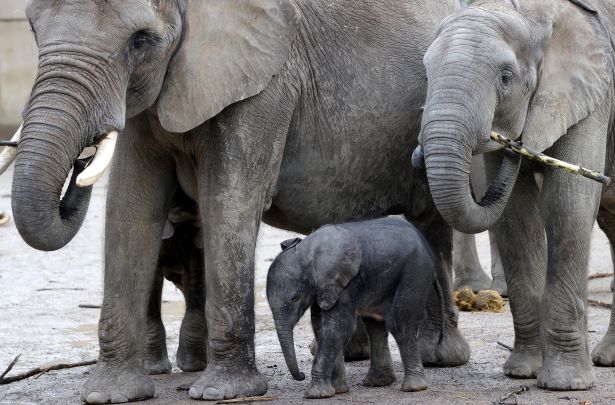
top-left (308, 227), bottom-right (362, 311)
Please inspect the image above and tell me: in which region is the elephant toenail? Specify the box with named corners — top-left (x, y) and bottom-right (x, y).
top-left (189, 387), bottom-right (201, 399)
top-left (203, 387), bottom-right (223, 399)
top-left (85, 392), bottom-right (106, 404)
top-left (110, 393), bottom-right (128, 403)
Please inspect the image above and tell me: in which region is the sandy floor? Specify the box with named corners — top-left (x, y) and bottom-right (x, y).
top-left (0, 167), bottom-right (614, 404)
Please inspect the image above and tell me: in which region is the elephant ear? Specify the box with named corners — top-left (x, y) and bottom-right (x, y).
top-left (521, 0), bottom-right (613, 152)
top-left (308, 226), bottom-right (362, 311)
top-left (157, 0), bottom-right (301, 133)
top-left (280, 237), bottom-right (302, 251)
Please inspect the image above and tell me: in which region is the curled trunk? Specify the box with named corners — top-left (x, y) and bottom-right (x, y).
top-left (422, 88), bottom-right (521, 233)
top-left (11, 50), bottom-right (108, 251)
top-left (423, 130), bottom-right (520, 233)
top-left (12, 116), bottom-right (93, 251)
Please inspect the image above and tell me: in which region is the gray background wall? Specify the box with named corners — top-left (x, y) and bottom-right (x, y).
top-left (0, 0), bottom-right (37, 132)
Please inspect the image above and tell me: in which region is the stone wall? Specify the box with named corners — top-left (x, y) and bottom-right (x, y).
top-left (0, 0), bottom-right (37, 128)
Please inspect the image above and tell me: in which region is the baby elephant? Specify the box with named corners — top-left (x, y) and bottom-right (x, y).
top-left (267, 216), bottom-right (443, 398)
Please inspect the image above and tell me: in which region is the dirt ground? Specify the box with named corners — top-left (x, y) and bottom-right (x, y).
top-left (1, 167), bottom-right (615, 405)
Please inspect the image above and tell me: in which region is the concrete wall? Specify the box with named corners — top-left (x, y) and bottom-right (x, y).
top-left (0, 0), bottom-right (38, 127)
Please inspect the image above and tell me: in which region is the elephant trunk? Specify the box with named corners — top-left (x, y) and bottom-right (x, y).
top-left (276, 322), bottom-right (305, 381)
top-left (422, 88), bottom-right (520, 234)
top-left (12, 48), bottom-right (123, 251)
top-left (13, 106), bottom-right (93, 251)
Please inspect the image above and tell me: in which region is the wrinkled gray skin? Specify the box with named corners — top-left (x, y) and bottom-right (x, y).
top-left (16, 0), bottom-right (463, 403)
top-left (453, 156), bottom-right (507, 295)
top-left (267, 217), bottom-right (442, 398)
top-left (419, 0), bottom-right (615, 391)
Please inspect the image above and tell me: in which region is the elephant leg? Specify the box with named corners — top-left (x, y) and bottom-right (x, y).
top-left (593, 194), bottom-right (615, 366)
top-left (362, 317), bottom-right (395, 387)
top-left (488, 157), bottom-right (545, 379)
top-left (188, 95), bottom-right (293, 401)
top-left (311, 315), bottom-right (369, 361)
top-left (82, 116), bottom-right (176, 404)
top-left (144, 265), bottom-right (172, 375)
top-left (306, 307), bottom-right (355, 399)
top-left (535, 112), bottom-right (607, 391)
top-left (453, 230), bottom-right (491, 292)
top-left (488, 231), bottom-right (507, 297)
top-left (177, 241), bottom-right (208, 372)
top-left (331, 352), bottom-right (349, 394)
top-left (389, 279), bottom-right (427, 392)
top-left (343, 315), bottom-right (370, 361)
top-left (416, 210), bottom-right (471, 366)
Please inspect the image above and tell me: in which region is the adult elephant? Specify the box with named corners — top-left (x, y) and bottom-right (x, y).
top-left (11, 0), bottom-right (463, 403)
top-left (418, 0), bottom-right (615, 391)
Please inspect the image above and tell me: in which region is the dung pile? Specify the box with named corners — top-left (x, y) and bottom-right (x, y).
top-left (453, 288), bottom-right (505, 313)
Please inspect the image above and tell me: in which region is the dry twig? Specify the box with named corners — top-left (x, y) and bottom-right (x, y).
top-left (496, 341), bottom-right (513, 352)
top-left (492, 385), bottom-right (529, 405)
top-left (588, 272), bottom-right (613, 280)
top-left (0, 354), bottom-right (21, 382)
top-left (588, 299), bottom-right (612, 309)
top-left (0, 359), bottom-right (96, 384)
top-left (215, 396), bottom-right (278, 404)
top-left (78, 304), bottom-right (101, 309)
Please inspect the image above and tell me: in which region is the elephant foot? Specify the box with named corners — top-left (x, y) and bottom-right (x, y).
top-left (333, 380), bottom-right (349, 395)
top-left (419, 324), bottom-right (470, 366)
top-left (503, 346), bottom-right (541, 378)
top-left (453, 270), bottom-right (492, 293)
top-left (144, 318), bottom-right (172, 375)
top-left (305, 381), bottom-right (335, 399)
top-left (592, 332), bottom-right (615, 366)
top-left (188, 362), bottom-right (268, 400)
top-left (144, 354), bottom-right (172, 375)
top-left (490, 279), bottom-right (508, 297)
top-left (177, 311), bottom-right (208, 372)
top-left (537, 357), bottom-right (594, 391)
top-left (82, 360), bottom-right (155, 404)
top-left (400, 373), bottom-right (427, 392)
top-left (362, 368), bottom-right (396, 387)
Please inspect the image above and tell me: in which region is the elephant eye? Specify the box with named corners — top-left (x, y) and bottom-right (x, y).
top-left (130, 31), bottom-right (153, 50)
top-left (500, 71), bottom-right (513, 87)
top-left (290, 295), bottom-right (301, 304)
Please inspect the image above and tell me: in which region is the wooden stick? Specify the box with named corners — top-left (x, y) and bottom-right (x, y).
top-left (490, 132), bottom-right (611, 185)
top-left (0, 354), bottom-right (21, 382)
top-left (78, 304), bottom-right (101, 309)
top-left (496, 341), bottom-right (513, 352)
top-left (493, 385), bottom-right (529, 405)
top-left (0, 359), bottom-right (96, 384)
top-left (588, 299), bottom-right (612, 309)
top-left (215, 396), bottom-right (278, 404)
top-left (588, 272), bottom-right (614, 280)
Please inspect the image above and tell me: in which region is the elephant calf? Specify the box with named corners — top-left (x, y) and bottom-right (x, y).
top-left (266, 217), bottom-right (443, 398)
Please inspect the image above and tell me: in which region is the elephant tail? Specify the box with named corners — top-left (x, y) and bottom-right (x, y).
top-left (433, 275), bottom-right (445, 346)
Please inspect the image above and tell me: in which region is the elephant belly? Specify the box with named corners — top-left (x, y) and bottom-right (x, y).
top-left (264, 127), bottom-right (421, 233)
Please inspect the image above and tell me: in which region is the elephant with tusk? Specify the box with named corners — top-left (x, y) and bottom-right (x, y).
top-left (13, 0), bottom-right (465, 403)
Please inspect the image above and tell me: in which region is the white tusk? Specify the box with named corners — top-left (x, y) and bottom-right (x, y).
top-left (76, 131), bottom-right (118, 187)
top-left (0, 123), bottom-right (22, 175)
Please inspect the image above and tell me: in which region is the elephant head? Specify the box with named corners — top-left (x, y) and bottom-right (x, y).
top-left (419, 0), bottom-right (613, 233)
top-left (12, 0), bottom-right (300, 251)
top-left (266, 227), bottom-right (362, 381)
